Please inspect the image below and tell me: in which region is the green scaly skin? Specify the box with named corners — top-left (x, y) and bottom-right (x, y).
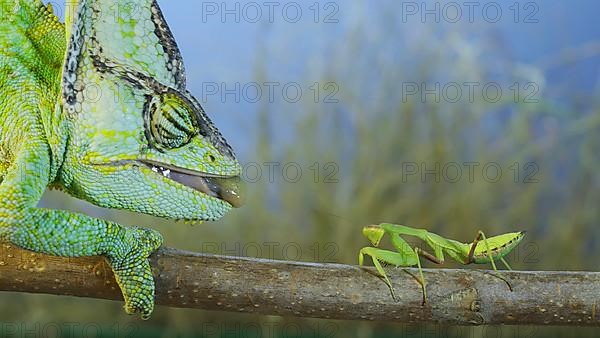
top-left (0, 0), bottom-right (243, 319)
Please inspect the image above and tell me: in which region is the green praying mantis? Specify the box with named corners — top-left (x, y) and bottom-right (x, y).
top-left (358, 223), bottom-right (525, 303)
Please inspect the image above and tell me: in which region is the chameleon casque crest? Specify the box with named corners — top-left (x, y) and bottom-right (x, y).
top-left (0, 0), bottom-right (243, 318)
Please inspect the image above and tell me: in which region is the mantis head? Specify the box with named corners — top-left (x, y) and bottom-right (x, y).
top-left (362, 225), bottom-right (386, 247)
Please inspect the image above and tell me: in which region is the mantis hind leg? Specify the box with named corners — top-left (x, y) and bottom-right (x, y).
top-left (500, 256), bottom-right (512, 270)
top-left (475, 231), bottom-right (513, 291)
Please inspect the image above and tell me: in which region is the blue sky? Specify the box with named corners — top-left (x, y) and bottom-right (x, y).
top-left (159, 1), bottom-right (600, 152)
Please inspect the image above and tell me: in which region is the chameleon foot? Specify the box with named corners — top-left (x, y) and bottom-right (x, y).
top-left (107, 227), bottom-right (163, 320)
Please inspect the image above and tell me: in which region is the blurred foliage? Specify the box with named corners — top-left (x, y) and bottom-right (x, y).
top-left (3, 1), bottom-right (600, 337)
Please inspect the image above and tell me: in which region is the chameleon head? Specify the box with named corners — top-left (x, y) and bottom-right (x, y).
top-left (362, 225), bottom-right (386, 247)
top-left (59, 0), bottom-right (245, 221)
top-left (61, 83), bottom-right (245, 221)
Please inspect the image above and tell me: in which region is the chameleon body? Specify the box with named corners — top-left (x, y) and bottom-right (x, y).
top-left (0, 0), bottom-right (243, 319)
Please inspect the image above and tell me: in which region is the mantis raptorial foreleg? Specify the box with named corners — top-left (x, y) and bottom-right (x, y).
top-left (360, 230), bottom-right (443, 304)
top-left (359, 233), bottom-right (435, 303)
top-left (359, 246), bottom-right (417, 301)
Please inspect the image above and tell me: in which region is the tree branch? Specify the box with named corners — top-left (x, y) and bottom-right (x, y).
top-left (0, 243), bottom-right (598, 326)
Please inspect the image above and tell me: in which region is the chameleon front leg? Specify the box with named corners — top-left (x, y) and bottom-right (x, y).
top-left (0, 140), bottom-right (162, 319)
top-left (2, 209), bottom-right (163, 318)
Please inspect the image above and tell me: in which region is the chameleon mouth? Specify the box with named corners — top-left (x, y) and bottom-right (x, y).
top-left (140, 161), bottom-right (244, 208)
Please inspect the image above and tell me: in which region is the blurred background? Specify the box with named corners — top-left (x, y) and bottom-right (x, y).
top-left (3, 0), bottom-right (599, 336)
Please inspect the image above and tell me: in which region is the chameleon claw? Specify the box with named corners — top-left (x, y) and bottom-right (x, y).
top-left (124, 301), bottom-right (154, 320)
top-left (108, 226), bottom-right (163, 319)
top-left (124, 292), bottom-right (155, 320)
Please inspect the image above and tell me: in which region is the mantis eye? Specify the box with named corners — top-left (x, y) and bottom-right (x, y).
top-left (146, 94), bottom-right (196, 150)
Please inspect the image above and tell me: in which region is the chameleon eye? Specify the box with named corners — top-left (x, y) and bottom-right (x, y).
top-left (146, 94), bottom-right (196, 150)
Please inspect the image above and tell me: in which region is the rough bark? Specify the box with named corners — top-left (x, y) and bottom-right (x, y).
top-left (0, 243), bottom-right (598, 326)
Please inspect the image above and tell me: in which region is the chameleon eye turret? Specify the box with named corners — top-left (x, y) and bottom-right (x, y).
top-left (146, 94), bottom-right (196, 150)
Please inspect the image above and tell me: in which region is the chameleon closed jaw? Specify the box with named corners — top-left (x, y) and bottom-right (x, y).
top-left (144, 162), bottom-right (244, 208)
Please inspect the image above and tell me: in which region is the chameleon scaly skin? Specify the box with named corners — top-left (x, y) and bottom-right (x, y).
top-left (0, 0), bottom-right (243, 319)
